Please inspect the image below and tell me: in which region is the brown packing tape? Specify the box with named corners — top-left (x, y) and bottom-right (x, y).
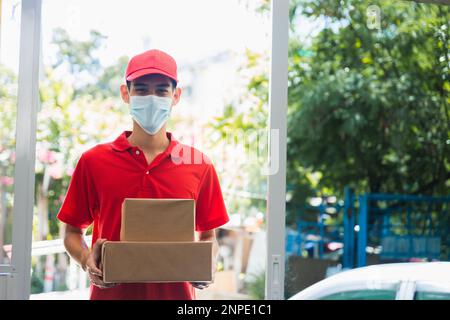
top-left (102, 241), bottom-right (213, 283)
top-left (120, 198), bottom-right (195, 242)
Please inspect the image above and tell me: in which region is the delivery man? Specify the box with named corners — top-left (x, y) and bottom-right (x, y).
top-left (57, 49), bottom-right (230, 300)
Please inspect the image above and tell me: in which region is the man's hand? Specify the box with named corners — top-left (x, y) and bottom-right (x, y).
top-left (82, 238), bottom-right (116, 289)
top-left (191, 281), bottom-right (212, 290)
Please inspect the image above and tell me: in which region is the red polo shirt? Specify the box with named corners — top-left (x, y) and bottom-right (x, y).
top-left (57, 130), bottom-right (229, 300)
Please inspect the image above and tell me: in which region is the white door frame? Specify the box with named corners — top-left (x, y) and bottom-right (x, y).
top-left (1, 0), bottom-right (42, 300)
top-left (265, 0), bottom-right (289, 300)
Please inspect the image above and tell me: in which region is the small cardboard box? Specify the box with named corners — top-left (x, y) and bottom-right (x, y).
top-left (120, 198), bottom-right (195, 242)
top-left (102, 241), bottom-right (212, 283)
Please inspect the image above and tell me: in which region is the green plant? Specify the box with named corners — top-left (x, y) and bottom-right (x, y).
top-left (30, 267), bottom-right (44, 294)
top-left (244, 270), bottom-right (266, 300)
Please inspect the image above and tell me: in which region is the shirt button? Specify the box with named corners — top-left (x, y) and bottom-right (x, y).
top-left (135, 150), bottom-right (140, 155)
top-left (146, 171), bottom-right (150, 174)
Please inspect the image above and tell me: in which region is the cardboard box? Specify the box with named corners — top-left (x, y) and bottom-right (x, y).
top-left (120, 198), bottom-right (195, 242)
top-left (102, 241), bottom-right (212, 283)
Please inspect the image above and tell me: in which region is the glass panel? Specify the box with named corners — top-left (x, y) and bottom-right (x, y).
top-left (285, 0), bottom-right (449, 299)
top-left (30, 0), bottom-right (269, 299)
top-left (0, 0), bottom-right (21, 265)
top-left (321, 290), bottom-right (397, 300)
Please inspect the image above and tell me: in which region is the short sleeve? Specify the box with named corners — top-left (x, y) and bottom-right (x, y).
top-left (195, 164), bottom-right (230, 232)
top-left (57, 153), bottom-right (97, 229)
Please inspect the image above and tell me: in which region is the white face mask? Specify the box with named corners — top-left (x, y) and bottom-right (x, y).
top-left (129, 94), bottom-right (172, 135)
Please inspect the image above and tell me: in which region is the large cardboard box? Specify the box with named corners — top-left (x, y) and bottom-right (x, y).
top-left (102, 241), bottom-right (212, 283)
top-left (120, 198), bottom-right (195, 242)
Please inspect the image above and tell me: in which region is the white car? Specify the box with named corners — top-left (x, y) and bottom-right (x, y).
top-left (289, 262), bottom-right (450, 300)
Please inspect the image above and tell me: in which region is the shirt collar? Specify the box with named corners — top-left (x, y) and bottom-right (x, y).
top-left (111, 130), bottom-right (179, 159)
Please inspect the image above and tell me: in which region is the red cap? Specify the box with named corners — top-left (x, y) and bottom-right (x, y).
top-left (125, 49), bottom-right (178, 83)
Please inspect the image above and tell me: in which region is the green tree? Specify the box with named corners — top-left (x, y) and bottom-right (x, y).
top-left (208, 49), bottom-right (270, 220)
top-left (50, 27), bottom-right (128, 99)
top-left (212, 0), bottom-right (449, 223)
top-left (288, 0), bottom-right (449, 202)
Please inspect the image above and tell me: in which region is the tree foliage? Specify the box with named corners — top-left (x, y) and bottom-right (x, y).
top-left (288, 0), bottom-right (449, 203)
top-left (213, 0), bottom-right (449, 217)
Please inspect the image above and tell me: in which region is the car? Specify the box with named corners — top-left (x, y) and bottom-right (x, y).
top-left (289, 262), bottom-right (450, 300)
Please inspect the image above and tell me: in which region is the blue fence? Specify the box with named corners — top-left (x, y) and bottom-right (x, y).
top-left (286, 196), bottom-right (345, 260)
top-left (286, 188), bottom-right (450, 269)
top-left (356, 193), bottom-right (450, 267)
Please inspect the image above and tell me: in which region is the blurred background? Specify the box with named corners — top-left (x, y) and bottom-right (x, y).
top-left (0, 0), bottom-right (449, 300)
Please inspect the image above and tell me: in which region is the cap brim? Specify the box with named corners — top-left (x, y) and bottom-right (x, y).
top-left (126, 68), bottom-right (177, 82)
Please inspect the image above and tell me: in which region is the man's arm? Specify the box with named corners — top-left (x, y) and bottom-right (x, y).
top-left (63, 223), bottom-right (115, 288)
top-left (63, 223), bottom-right (90, 270)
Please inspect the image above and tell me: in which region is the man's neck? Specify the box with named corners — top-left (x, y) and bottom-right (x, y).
top-left (127, 122), bottom-right (170, 154)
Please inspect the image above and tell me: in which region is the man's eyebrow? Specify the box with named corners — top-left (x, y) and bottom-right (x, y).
top-left (156, 83), bottom-right (171, 88)
top-left (133, 83), bottom-right (149, 88)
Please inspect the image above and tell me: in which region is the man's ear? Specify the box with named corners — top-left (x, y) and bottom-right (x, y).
top-left (120, 84), bottom-right (130, 104)
top-left (172, 87), bottom-right (182, 106)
